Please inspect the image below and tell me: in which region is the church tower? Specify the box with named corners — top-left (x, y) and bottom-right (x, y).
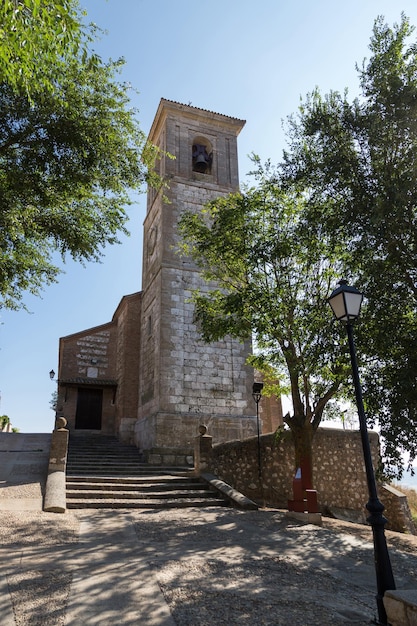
top-left (135, 100), bottom-right (256, 455)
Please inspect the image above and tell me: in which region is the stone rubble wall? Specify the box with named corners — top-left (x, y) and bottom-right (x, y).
top-left (381, 483), bottom-right (416, 534)
top-left (204, 427), bottom-right (414, 533)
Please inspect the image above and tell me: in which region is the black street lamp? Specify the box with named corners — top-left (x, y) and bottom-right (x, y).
top-left (252, 382), bottom-right (263, 478)
top-left (328, 279), bottom-right (395, 625)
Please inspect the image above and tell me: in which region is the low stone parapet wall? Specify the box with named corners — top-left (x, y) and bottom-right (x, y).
top-left (381, 484), bottom-right (416, 534)
top-left (196, 426), bottom-right (414, 533)
top-left (384, 590), bottom-right (417, 626)
top-left (0, 432), bottom-right (51, 511)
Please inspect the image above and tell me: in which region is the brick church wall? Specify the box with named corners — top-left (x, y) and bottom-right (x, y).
top-left (58, 293), bottom-right (141, 438)
top-left (113, 293), bottom-right (142, 442)
top-left (58, 323), bottom-right (117, 432)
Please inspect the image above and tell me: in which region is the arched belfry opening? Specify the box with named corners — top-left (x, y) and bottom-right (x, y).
top-left (192, 136), bottom-right (213, 174)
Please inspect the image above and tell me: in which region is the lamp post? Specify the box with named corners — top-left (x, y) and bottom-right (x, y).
top-left (252, 382), bottom-right (263, 478)
top-left (49, 369), bottom-right (55, 380)
top-left (328, 279), bottom-right (395, 625)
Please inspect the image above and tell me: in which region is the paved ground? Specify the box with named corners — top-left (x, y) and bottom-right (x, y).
top-left (1, 506), bottom-right (417, 625)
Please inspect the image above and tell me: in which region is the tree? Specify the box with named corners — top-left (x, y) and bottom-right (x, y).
top-left (0, 6), bottom-right (161, 310)
top-left (0, 414), bottom-right (10, 430)
top-left (281, 14), bottom-right (417, 477)
top-left (179, 162), bottom-right (351, 489)
top-left (1, 0), bottom-right (84, 98)
top-left (50, 390), bottom-right (58, 413)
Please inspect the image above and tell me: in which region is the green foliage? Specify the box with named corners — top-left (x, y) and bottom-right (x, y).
top-left (0, 0), bottom-right (84, 99)
top-left (0, 4), bottom-right (162, 310)
top-left (321, 400), bottom-right (358, 429)
top-left (281, 14), bottom-right (417, 476)
top-left (273, 424), bottom-right (289, 445)
top-left (0, 414), bottom-right (10, 429)
top-left (180, 14), bottom-right (417, 477)
top-left (179, 160), bottom-right (352, 469)
top-left (50, 391), bottom-right (58, 413)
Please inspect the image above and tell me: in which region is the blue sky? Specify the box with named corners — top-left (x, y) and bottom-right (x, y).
top-left (2, 0), bottom-right (417, 434)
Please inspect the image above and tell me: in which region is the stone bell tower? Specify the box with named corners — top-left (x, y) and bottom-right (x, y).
top-left (135, 99), bottom-right (256, 456)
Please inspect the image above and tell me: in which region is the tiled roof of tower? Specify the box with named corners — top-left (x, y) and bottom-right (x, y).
top-left (160, 98), bottom-right (246, 124)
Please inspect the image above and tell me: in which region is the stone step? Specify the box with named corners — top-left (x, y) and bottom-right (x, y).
top-left (67, 452), bottom-right (141, 463)
top-left (67, 446), bottom-right (137, 451)
top-left (66, 475), bottom-right (195, 485)
top-left (66, 497), bottom-right (228, 510)
top-left (67, 457), bottom-right (190, 471)
top-left (66, 463), bottom-right (156, 471)
top-left (66, 488), bottom-right (219, 500)
top-left (67, 451), bottom-right (140, 457)
top-left (66, 468), bottom-right (190, 478)
top-left (67, 438), bottom-right (193, 469)
top-left (66, 480), bottom-right (208, 492)
top-left (65, 434), bottom-right (218, 510)
top-left (67, 458), bottom-right (142, 463)
top-left (67, 474), bottom-right (195, 485)
top-left (67, 437), bottom-right (139, 453)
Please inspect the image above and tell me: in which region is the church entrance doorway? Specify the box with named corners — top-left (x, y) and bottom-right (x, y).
top-left (75, 388), bottom-right (103, 429)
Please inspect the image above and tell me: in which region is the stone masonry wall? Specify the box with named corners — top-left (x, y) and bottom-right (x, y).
top-left (136, 102), bottom-right (254, 452)
top-left (207, 427), bottom-right (383, 521)
top-left (160, 267), bottom-right (252, 418)
top-left (381, 483), bottom-right (416, 534)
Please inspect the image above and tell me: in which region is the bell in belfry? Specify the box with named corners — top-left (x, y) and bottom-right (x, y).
top-left (192, 144), bottom-right (212, 173)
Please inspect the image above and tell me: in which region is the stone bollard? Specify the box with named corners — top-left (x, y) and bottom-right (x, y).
top-left (194, 424), bottom-right (213, 477)
top-left (384, 590), bottom-right (417, 626)
top-left (43, 417), bottom-right (69, 513)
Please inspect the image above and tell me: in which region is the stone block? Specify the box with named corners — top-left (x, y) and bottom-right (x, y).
top-left (384, 590), bottom-right (417, 626)
top-left (163, 455), bottom-right (176, 465)
top-left (148, 454), bottom-right (162, 465)
top-left (285, 511), bottom-right (322, 526)
top-left (44, 471), bottom-right (66, 513)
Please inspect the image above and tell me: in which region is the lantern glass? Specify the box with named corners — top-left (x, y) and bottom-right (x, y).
top-left (252, 382), bottom-right (263, 402)
top-left (343, 291), bottom-right (363, 320)
top-left (328, 280), bottom-right (363, 322)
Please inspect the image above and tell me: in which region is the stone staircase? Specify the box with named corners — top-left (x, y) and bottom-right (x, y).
top-left (66, 434), bottom-right (229, 510)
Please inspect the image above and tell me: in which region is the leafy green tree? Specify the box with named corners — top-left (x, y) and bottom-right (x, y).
top-left (50, 390), bottom-right (58, 413)
top-left (281, 14), bottom-right (417, 476)
top-left (0, 10), bottom-right (161, 310)
top-left (179, 162), bottom-right (350, 487)
top-left (0, 414), bottom-right (10, 430)
top-left (1, 0), bottom-right (84, 98)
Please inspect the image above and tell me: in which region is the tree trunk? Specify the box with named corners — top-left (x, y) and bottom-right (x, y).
top-left (287, 418), bottom-right (318, 513)
top-left (291, 418), bottom-right (314, 488)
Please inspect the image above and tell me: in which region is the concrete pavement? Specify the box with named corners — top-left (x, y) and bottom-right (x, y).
top-left (1, 433), bottom-right (417, 624)
top-left (1, 506), bottom-right (417, 625)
